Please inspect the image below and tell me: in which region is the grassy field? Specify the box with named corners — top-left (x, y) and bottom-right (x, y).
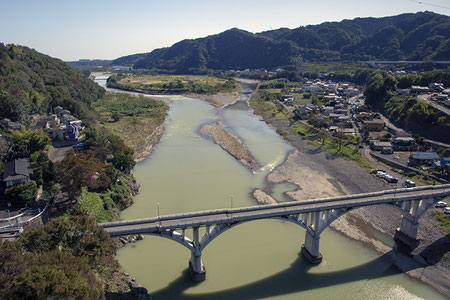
top-left (433, 210), bottom-right (450, 234)
top-left (110, 74), bottom-right (236, 94)
top-left (294, 122), bottom-right (371, 169)
top-left (249, 92), bottom-right (290, 120)
top-left (93, 92), bottom-right (168, 157)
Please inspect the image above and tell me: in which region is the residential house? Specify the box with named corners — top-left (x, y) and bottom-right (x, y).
top-left (0, 118), bottom-right (21, 130)
top-left (3, 159), bottom-right (32, 188)
top-left (396, 89), bottom-right (410, 95)
top-left (36, 115), bottom-right (60, 129)
top-left (370, 140), bottom-right (392, 151)
top-left (410, 86), bottom-right (429, 94)
top-left (321, 106), bottom-right (334, 116)
top-left (441, 157), bottom-right (450, 168)
top-left (429, 83), bottom-right (444, 92)
top-left (338, 128), bottom-right (356, 135)
top-left (60, 114), bottom-right (71, 125)
top-left (328, 126), bottom-right (339, 133)
top-left (392, 137), bottom-right (417, 151)
top-left (47, 128), bottom-right (65, 140)
top-left (363, 119), bottom-right (384, 131)
top-left (293, 106), bottom-right (313, 120)
top-left (64, 124), bottom-right (79, 140)
top-left (53, 106), bottom-right (64, 114)
top-left (409, 152), bottom-right (439, 166)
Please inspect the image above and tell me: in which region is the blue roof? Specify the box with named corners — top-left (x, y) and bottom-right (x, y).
top-left (411, 152), bottom-right (439, 160)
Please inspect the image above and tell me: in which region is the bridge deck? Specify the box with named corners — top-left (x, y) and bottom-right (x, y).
top-left (100, 185), bottom-right (450, 237)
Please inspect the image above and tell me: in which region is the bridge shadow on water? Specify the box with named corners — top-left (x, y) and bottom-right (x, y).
top-left (151, 249), bottom-right (416, 299)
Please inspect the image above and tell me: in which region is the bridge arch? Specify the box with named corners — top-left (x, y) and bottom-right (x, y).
top-left (146, 229), bottom-right (195, 252)
top-left (314, 196), bottom-right (442, 235)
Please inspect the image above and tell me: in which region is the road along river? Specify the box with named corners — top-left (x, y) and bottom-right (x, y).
top-left (94, 75), bottom-right (444, 299)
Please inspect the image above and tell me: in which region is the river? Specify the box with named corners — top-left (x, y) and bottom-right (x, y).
top-left (94, 74), bottom-right (444, 299)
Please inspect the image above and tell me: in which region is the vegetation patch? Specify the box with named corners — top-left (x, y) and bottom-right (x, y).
top-left (433, 211), bottom-right (450, 234)
top-left (108, 74), bottom-right (236, 94)
top-left (92, 92), bottom-right (168, 158)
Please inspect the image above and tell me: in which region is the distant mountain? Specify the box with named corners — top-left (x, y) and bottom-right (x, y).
top-left (111, 52), bottom-right (148, 67)
top-left (66, 59), bottom-right (113, 69)
top-left (0, 44), bottom-right (105, 124)
top-left (114, 11), bottom-right (450, 73)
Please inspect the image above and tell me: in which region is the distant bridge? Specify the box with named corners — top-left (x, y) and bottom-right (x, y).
top-left (362, 60), bottom-right (450, 68)
top-left (99, 185), bottom-right (450, 281)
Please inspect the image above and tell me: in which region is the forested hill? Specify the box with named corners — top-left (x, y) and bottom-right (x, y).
top-left (0, 44), bottom-right (105, 124)
top-left (114, 11), bottom-right (450, 73)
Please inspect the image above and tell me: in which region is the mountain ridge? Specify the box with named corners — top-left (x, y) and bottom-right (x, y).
top-left (113, 11), bottom-right (450, 73)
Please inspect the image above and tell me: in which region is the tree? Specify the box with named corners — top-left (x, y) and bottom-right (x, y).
top-left (19, 215), bottom-right (116, 265)
top-left (0, 239), bottom-right (33, 292)
top-left (4, 181), bottom-right (38, 207)
top-left (55, 150), bottom-right (109, 200)
top-left (7, 128), bottom-right (50, 159)
top-left (317, 129), bottom-right (327, 146)
top-left (6, 252), bottom-right (104, 300)
top-left (30, 150), bottom-right (54, 187)
top-left (334, 132), bottom-right (347, 153)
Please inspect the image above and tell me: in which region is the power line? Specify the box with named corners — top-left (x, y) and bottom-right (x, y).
top-left (406, 0), bottom-right (450, 10)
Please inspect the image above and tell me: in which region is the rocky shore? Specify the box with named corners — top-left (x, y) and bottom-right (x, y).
top-left (134, 125), bottom-right (165, 163)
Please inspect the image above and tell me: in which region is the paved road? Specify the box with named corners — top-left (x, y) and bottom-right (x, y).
top-left (418, 94), bottom-right (450, 117)
top-left (100, 185), bottom-right (450, 236)
top-left (362, 146), bottom-right (405, 188)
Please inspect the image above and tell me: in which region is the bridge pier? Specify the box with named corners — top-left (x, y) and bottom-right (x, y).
top-left (189, 253), bottom-right (205, 282)
top-left (189, 227), bottom-right (206, 282)
top-left (394, 215), bottom-right (420, 254)
top-left (301, 231), bottom-right (322, 264)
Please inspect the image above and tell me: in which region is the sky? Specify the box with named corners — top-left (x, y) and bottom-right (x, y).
top-left (1, 0), bottom-right (449, 61)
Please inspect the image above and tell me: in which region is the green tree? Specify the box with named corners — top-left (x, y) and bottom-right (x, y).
top-left (7, 252), bottom-right (104, 300)
top-left (334, 132), bottom-right (347, 153)
top-left (4, 181), bottom-right (38, 207)
top-left (7, 128), bottom-right (50, 159)
top-left (30, 150), bottom-right (54, 187)
top-left (19, 215), bottom-right (116, 265)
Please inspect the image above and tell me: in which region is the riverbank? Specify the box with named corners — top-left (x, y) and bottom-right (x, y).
top-left (249, 107), bottom-right (450, 296)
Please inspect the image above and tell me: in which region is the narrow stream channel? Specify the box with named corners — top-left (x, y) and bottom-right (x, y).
top-left (94, 75), bottom-right (444, 299)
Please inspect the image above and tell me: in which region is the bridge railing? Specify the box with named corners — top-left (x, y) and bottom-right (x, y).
top-left (99, 184), bottom-right (450, 228)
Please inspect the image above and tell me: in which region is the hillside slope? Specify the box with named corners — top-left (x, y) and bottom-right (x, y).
top-left (0, 44), bottom-right (105, 124)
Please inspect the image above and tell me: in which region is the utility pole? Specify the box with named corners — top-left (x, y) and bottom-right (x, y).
top-left (157, 202), bottom-right (161, 226)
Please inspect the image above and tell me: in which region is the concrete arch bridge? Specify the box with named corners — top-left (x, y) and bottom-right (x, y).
top-left (99, 184), bottom-right (450, 282)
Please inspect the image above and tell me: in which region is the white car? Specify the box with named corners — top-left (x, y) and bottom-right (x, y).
top-left (444, 207), bottom-right (450, 215)
top-left (376, 171), bottom-right (387, 178)
top-left (404, 180), bottom-right (416, 187)
top-left (435, 201), bottom-right (447, 208)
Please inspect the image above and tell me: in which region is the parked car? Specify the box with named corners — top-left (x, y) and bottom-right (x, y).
top-left (435, 201), bottom-right (447, 208)
top-left (376, 171), bottom-right (387, 178)
top-left (384, 175), bottom-right (398, 183)
top-left (444, 207), bottom-right (450, 215)
top-left (404, 180), bottom-right (416, 187)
